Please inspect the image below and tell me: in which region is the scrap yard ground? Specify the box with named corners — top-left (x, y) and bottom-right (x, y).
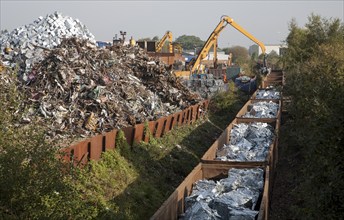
top-left (1, 8), bottom-right (343, 220)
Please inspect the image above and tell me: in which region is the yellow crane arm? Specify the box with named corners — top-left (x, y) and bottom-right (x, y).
top-left (222, 16), bottom-right (266, 55)
top-left (191, 15), bottom-right (266, 73)
top-left (156, 31), bottom-right (173, 53)
top-left (191, 21), bottom-right (227, 73)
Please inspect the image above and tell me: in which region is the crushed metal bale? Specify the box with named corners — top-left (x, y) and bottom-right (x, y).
top-left (216, 122), bottom-right (274, 161)
top-left (180, 168), bottom-right (264, 220)
top-left (255, 88), bottom-right (280, 99)
top-left (243, 101), bottom-right (279, 118)
top-left (183, 74), bottom-right (226, 99)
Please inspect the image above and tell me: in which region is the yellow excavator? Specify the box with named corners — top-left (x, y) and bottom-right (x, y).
top-left (156, 31), bottom-right (173, 53)
top-left (175, 15), bottom-right (267, 77)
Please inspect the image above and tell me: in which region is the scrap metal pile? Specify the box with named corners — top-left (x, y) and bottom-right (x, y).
top-left (255, 88), bottom-right (280, 99)
top-left (216, 123), bottom-right (274, 161)
top-left (0, 11), bottom-right (95, 77)
top-left (243, 101), bottom-right (279, 118)
top-left (184, 75), bottom-right (225, 99)
top-left (0, 12), bottom-right (201, 140)
top-left (181, 168), bottom-right (264, 219)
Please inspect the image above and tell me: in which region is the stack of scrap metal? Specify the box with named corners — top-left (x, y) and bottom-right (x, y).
top-left (17, 38), bottom-right (200, 139)
top-left (0, 12), bottom-right (201, 141)
top-left (243, 101), bottom-right (279, 118)
top-left (0, 11), bottom-right (95, 77)
top-left (184, 74), bottom-right (225, 99)
top-left (255, 88), bottom-right (280, 99)
top-left (216, 122), bottom-right (274, 161)
top-left (181, 168), bottom-right (264, 219)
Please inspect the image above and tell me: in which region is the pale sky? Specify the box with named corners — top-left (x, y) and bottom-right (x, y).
top-left (1, 0), bottom-right (343, 49)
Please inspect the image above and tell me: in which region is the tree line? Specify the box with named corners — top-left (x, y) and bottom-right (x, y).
top-left (283, 13), bottom-right (344, 219)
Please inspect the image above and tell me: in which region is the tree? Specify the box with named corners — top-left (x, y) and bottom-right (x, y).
top-left (221, 47), bottom-right (230, 55)
top-left (227, 46), bottom-right (249, 65)
top-left (175, 35), bottom-right (205, 50)
top-left (152, 36), bottom-right (159, 41)
top-left (137, 36), bottom-right (160, 42)
top-left (266, 50), bottom-right (282, 69)
top-left (283, 14), bottom-right (344, 219)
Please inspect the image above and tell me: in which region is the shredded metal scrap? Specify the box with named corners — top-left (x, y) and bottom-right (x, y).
top-left (243, 101), bottom-right (279, 118)
top-left (16, 38), bottom-right (201, 139)
top-left (255, 89), bottom-right (280, 99)
top-left (0, 12), bottom-right (201, 140)
top-left (217, 122), bottom-right (274, 161)
top-left (0, 11), bottom-right (95, 76)
top-left (181, 168), bottom-right (264, 220)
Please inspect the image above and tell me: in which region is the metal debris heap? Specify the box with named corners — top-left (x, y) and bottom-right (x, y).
top-left (184, 75), bottom-right (225, 99)
top-left (216, 122), bottom-right (274, 161)
top-left (181, 168), bottom-right (264, 219)
top-left (0, 11), bottom-right (95, 77)
top-left (0, 12), bottom-right (201, 140)
top-left (19, 37), bottom-right (200, 139)
top-left (243, 101), bottom-right (279, 118)
top-left (255, 88), bottom-right (280, 99)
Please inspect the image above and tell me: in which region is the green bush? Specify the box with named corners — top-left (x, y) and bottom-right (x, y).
top-left (0, 71), bottom-right (100, 219)
top-left (284, 14), bottom-right (344, 219)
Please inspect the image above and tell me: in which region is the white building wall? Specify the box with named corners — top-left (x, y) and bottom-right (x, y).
top-left (203, 51), bottom-right (229, 61)
top-left (249, 44), bottom-right (287, 56)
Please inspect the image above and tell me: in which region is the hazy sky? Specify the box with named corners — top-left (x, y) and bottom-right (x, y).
top-left (1, 0), bottom-right (343, 48)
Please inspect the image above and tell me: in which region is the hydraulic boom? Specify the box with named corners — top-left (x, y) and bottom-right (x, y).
top-left (156, 31), bottom-right (173, 53)
top-left (191, 15), bottom-right (267, 74)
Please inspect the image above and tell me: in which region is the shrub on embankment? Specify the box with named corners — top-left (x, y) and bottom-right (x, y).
top-left (283, 14), bottom-right (344, 218)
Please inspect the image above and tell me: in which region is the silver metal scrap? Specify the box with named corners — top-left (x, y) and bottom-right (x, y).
top-left (243, 101), bottom-right (279, 118)
top-left (255, 89), bottom-right (280, 99)
top-left (181, 168), bottom-right (264, 220)
top-left (217, 122), bottom-right (274, 161)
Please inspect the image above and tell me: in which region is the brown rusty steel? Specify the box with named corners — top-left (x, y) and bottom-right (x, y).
top-left (155, 117), bottom-right (166, 138)
top-left (203, 100), bottom-right (209, 111)
top-left (197, 104), bottom-right (202, 119)
top-left (134, 123), bottom-right (145, 143)
top-left (192, 105), bottom-right (198, 123)
top-left (105, 129), bottom-right (117, 151)
top-left (90, 134), bottom-right (104, 161)
top-left (62, 100), bottom-right (210, 165)
top-left (121, 126), bottom-right (135, 146)
top-left (187, 107), bottom-right (192, 125)
top-left (71, 139), bottom-right (89, 166)
top-left (144, 121), bottom-right (156, 142)
top-left (171, 112), bottom-right (179, 128)
top-left (178, 111), bottom-right (184, 125)
top-left (182, 109), bottom-right (189, 125)
top-left (163, 115), bottom-right (174, 134)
